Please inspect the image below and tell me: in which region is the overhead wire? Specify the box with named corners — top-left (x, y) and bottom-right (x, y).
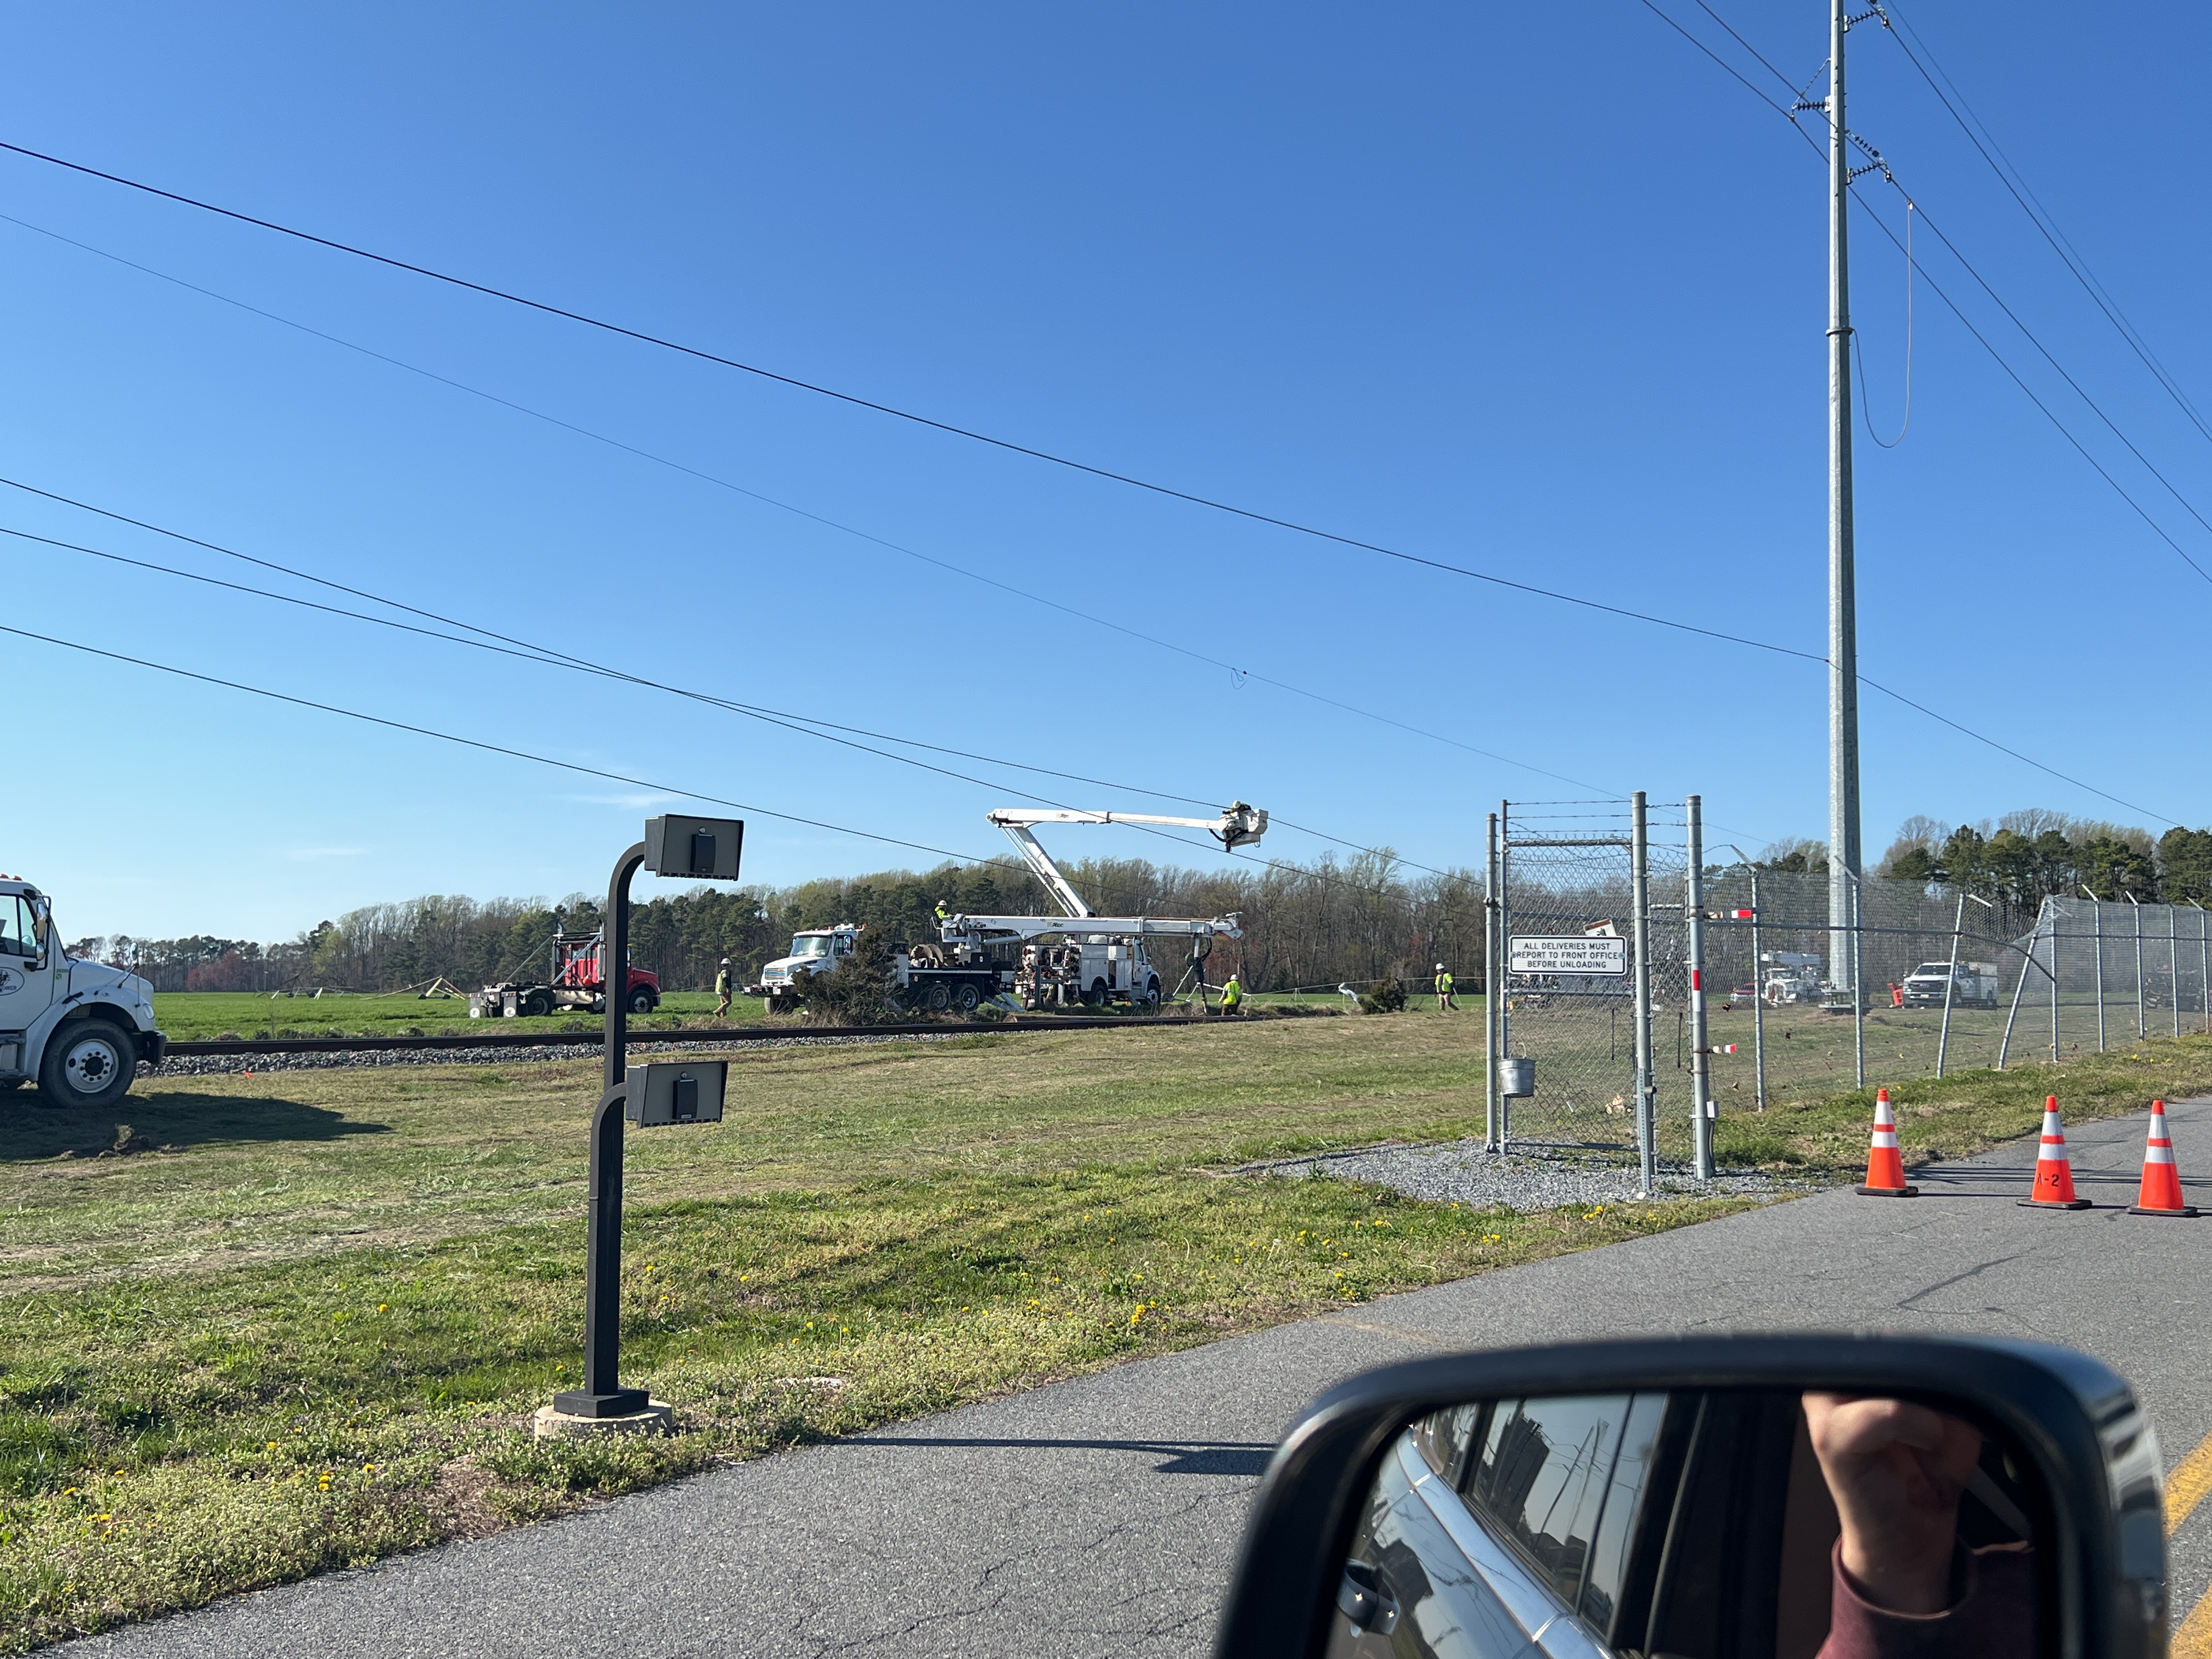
top-left (1, 120), bottom-right (2174, 827)
top-left (0, 207), bottom-right (1618, 801)
top-left (1, 516), bottom-right (1465, 895)
top-left (0, 139), bottom-right (1847, 663)
top-left (1879, 1), bottom-right (2212, 453)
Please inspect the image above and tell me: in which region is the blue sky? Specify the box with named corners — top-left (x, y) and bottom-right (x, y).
top-left (5, 1), bottom-right (2208, 942)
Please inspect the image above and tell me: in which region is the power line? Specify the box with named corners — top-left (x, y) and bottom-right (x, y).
top-left (0, 620), bottom-right (1006, 869)
top-left (0, 137), bottom-right (1841, 664)
top-left (3, 125), bottom-right (2170, 829)
top-left (0, 208), bottom-right (1620, 801)
top-left (4, 515), bottom-right (1469, 896)
top-left (1880, 1), bottom-right (2212, 454)
top-left (1647, 0), bottom-right (2212, 586)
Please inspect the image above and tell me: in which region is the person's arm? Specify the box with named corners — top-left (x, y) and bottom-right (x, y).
top-left (1802, 1393), bottom-right (1981, 1615)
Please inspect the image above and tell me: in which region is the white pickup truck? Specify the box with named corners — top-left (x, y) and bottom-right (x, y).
top-left (1899, 960), bottom-right (2001, 1009)
top-left (0, 875), bottom-right (167, 1107)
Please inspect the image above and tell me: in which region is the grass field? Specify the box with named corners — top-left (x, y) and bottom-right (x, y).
top-left (4, 1009), bottom-right (2208, 1649)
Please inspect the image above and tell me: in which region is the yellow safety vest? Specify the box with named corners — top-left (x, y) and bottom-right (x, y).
top-left (1222, 978), bottom-right (1243, 1006)
top-left (1436, 972), bottom-right (1453, 996)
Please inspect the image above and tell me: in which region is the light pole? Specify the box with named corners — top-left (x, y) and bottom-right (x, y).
top-left (542, 815), bottom-right (744, 1437)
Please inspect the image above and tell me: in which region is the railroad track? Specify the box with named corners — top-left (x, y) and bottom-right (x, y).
top-left (163, 1014), bottom-right (1212, 1058)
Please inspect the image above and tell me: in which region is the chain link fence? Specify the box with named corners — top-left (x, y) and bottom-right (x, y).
top-left (1486, 804), bottom-right (2212, 1177)
top-left (1488, 802), bottom-right (1689, 1163)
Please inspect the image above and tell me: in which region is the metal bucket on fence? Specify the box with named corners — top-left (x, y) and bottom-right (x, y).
top-left (1497, 1057), bottom-right (1535, 1098)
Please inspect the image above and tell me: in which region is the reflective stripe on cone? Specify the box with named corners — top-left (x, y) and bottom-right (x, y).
top-left (2130, 1099), bottom-right (2199, 1217)
top-left (1858, 1087), bottom-right (1918, 1197)
top-left (2021, 1096), bottom-right (2092, 1210)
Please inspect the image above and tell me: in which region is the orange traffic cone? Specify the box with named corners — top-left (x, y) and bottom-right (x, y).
top-left (2129, 1100), bottom-right (2198, 1218)
top-left (1857, 1087), bottom-right (1918, 1197)
top-left (2019, 1097), bottom-right (2092, 1210)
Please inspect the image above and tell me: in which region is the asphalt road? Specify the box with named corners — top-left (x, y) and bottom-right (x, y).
top-left (61, 1096), bottom-right (2212, 1658)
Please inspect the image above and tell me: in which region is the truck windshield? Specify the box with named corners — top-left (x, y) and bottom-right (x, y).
top-left (792, 936), bottom-right (836, 957)
top-left (1911, 963), bottom-right (1953, 977)
top-left (0, 896), bottom-right (33, 958)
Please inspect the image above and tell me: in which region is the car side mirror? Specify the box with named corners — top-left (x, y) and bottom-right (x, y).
top-left (1211, 1334), bottom-right (2165, 1659)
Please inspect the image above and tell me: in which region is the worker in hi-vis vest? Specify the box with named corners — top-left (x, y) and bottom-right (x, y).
top-left (934, 898), bottom-right (952, 924)
top-left (1434, 963), bottom-right (1457, 1012)
top-left (714, 957), bottom-right (733, 1017)
top-left (1220, 972), bottom-right (1245, 1016)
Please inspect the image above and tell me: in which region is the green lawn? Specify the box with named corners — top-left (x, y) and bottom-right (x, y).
top-left (4, 1006), bottom-right (2203, 1651)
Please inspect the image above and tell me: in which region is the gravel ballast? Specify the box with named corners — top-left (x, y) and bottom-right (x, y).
top-left (142, 1030), bottom-right (987, 1077)
top-left (1254, 1135), bottom-right (1827, 1212)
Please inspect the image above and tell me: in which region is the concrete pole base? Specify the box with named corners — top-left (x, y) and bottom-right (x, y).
top-left (532, 1400), bottom-right (676, 1440)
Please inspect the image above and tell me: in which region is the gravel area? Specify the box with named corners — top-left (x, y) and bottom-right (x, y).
top-left (140, 1030), bottom-right (986, 1077)
top-left (1251, 1135), bottom-right (1830, 1212)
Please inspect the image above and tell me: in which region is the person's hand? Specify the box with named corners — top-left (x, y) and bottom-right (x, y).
top-left (1803, 1392), bottom-right (1984, 1616)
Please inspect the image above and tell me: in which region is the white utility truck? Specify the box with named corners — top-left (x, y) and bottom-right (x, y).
top-left (957, 804), bottom-right (1265, 1009)
top-left (0, 874), bottom-right (167, 1107)
top-left (751, 924), bottom-right (1008, 1014)
top-left (1899, 959), bottom-right (2001, 1009)
top-left (750, 803), bottom-right (1265, 1013)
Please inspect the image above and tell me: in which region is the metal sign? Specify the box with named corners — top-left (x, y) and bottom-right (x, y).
top-left (1508, 934), bottom-right (1629, 977)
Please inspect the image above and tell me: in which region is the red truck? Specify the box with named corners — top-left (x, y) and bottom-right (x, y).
top-left (472, 928), bottom-right (660, 1019)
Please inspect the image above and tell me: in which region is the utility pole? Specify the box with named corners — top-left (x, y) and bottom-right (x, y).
top-left (1826, 0), bottom-right (1863, 983)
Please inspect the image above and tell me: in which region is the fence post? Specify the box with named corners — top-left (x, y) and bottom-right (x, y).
top-left (1630, 792), bottom-right (1656, 1199)
top-left (1686, 795), bottom-right (1713, 1180)
top-left (1936, 892), bottom-right (1965, 1079)
top-left (1750, 867), bottom-right (1767, 1110)
top-left (2091, 896), bottom-right (2106, 1052)
top-left (1498, 800), bottom-right (1513, 1155)
top-left (1997, 900), bottom-right (2047, 1070)
top-left (2171, 904), bottom-right (2182, 1039)
top-left (2198, 903), bottom-right (2209, 1036)
top-left (1485, 811), bottom-right (1500, 1153)
top-left (2049, 915), bottom-right (2061, 1063)
top-left (1850, 872), bottom-right (1865, 1089)
top-left (2131, 894), bottom-right (2146, 1038)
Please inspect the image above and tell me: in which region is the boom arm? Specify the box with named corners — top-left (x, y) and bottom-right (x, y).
top-left (986, 803), bottom-right (1267, 919)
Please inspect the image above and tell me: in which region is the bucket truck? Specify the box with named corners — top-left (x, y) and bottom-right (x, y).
top-left (749, 803), bottom-right (1266, 1013)
top-left (958, 803), bottom-right (1263, 1010)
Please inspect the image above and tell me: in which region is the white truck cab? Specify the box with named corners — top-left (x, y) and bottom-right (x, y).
top-left (0, 875), bottom-right (166, 1107)
top-left (752, 928), bottom-right (857, 997)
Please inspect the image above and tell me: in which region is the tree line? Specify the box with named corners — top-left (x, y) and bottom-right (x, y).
top-left (71, 848), bottom-right (1482, 995)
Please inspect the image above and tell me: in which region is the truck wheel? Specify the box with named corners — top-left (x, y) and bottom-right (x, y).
top-left (953, 983), bottom-right (980, 1013)
top-left (1142, 977), bottom-right (1162, 1008)
top-left (40, 1020), bottom-right (137, 1109)
top-left (1083, 980), bottom-right (1107, 1008)
top-left (627, 988), bottom-right (657, 1015)
top-left (522, 990), bottom-right (554, 1018)
top-left (923, 983), bottom-right (952, 1013)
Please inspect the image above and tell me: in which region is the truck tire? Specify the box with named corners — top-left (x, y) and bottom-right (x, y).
top-left (1141, 976), bottom-right (1162, 1008)
top-left (923, 982), bottom-right (952, 1013)
top-left (627, 987), bottom-right (657, 1015)
top-left (39, 1019), bottom-right (137, 1110)
top-left (522, 989), bottom-right (554, 1018)
top-left (952, 982), bottom-right (980, 1013)
top-left (1083, 980), bottom-right (1107, 1008)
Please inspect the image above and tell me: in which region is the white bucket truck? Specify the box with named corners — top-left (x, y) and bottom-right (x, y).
top-left (0, 874), bottom-right (167, 1107)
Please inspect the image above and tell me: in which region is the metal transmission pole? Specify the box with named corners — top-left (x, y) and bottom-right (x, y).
top-left (1826, 0), bottom-right (1863, 980)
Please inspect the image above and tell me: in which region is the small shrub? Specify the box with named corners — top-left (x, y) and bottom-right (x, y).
top-left (1358, 976), bottom-right (1407, 1015)
top-left (792, 932), bottom-right (903, 1025)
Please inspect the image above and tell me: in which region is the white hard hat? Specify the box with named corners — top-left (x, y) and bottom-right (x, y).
top-left (720, 957), bottom-right (731, 965)
top-left (1436, 963), bottom-right (1446, 970)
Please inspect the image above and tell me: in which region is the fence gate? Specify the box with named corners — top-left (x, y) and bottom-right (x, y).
top-left (1486, 794), bottom-right (1692, 1192)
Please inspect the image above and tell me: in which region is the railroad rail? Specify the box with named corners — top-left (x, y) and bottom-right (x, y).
top-left (163, 1014), bottom-right (1213, 1058)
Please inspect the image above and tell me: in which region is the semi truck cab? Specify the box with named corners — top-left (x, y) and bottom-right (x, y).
top-left (0, 876), bottom-right (167, 1107)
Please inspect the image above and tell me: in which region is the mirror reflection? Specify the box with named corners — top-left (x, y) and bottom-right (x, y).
top-left (1332, 1387), bottom-right (2044, 1659)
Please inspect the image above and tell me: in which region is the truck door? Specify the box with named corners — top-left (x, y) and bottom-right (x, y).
top-left (0, 894), bottom-right (58, 1032)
